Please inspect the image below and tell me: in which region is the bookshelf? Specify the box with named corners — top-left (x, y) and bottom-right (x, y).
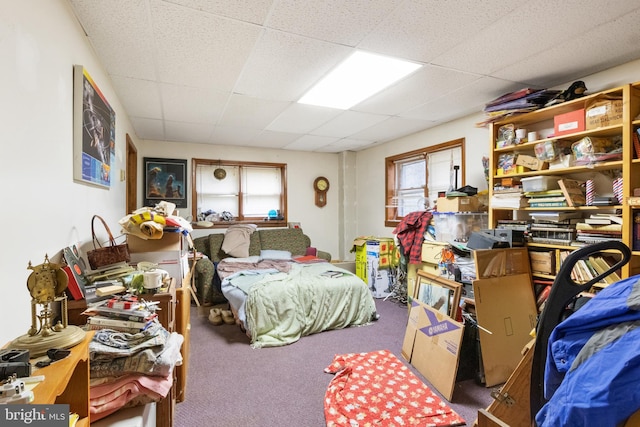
top-left (488, 82), bottom-right (640, 280)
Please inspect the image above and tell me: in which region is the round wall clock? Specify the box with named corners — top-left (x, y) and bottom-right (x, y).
top-left (314, 177), bottom-right (329, 207)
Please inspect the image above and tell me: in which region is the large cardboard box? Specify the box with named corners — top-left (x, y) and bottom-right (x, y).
top-left (554, 109), bottom-right (585, 136)
top-left (472, 248), bottom-right (537, 387)
top-left (129, 250), bottom-right (188, 286)
top-left (127, 231), bottom-right (186, 254)
top-left (402, 298), bottom-right (465, 400)
top-left (585, 98), bottom-right (623, 129)
top-left (352, 237), bottom-right (397, 298)
top-left (436, 196), bottom-right (479, 213)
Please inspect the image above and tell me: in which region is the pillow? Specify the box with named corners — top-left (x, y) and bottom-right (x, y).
top-left (260, 249), bottom-right (292, 260)
top-left (221, 224), bottom-right (257, 258)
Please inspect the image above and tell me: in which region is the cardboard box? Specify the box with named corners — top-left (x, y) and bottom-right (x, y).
top-left (472, 247), bottom-right (537, 387)
top-left (585, 98), bottom-right (623, 129)
top-left (436, 196), bottom-right (479, 212)
top-left (127, 231), bottom-right (186, 253)
top-left (402, 298), bottom-right (464, 400)
top-left (352, 237), bottom-right (397, 298)
top-left (554, 109), bottom-right (585, 136)
top-left (529, 250), bottom-right (555, 275)
top-left (515, 154), bottom-right (548, 171)
top-left (129, 250), bottom-right (188, 286)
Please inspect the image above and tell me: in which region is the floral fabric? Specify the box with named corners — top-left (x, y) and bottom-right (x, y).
top-left (324, 350), bottom-right (464, 427)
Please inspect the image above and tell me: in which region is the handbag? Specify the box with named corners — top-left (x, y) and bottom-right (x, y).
top-left (87, 215), bottom-right (131, 270)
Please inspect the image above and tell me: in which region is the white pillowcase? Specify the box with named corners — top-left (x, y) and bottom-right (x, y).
top-left (259, 249), bottom-right (292, 260)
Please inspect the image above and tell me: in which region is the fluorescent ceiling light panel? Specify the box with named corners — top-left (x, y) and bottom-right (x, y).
top-left (298, 51), bottom-right (421, 110)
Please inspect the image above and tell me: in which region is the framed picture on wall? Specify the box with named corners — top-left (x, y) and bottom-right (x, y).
top-left (72, 65), bottom-right (116, 188)
top-left (143, 157), bottom-right (187, 208)
top-left (415, 271), bottom-right (462, 318)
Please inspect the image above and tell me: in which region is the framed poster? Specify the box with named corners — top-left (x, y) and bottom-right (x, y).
top-left (73, 65), bottom-right (115, 188)
top-left (415, 270), bottom-right (461, 318)
top-left (143, 157), bottom-right (187, 208)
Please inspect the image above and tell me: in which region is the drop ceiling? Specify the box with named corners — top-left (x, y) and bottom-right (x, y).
top-left (68, 0), bottom-right (640, 153)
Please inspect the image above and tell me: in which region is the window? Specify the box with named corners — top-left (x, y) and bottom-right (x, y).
top-left (385, 139), bottom-right (464, 227)
top-left (192, 159), bottom-right (287, 226)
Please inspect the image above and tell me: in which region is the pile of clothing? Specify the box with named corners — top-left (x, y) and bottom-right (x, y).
top-left (119, 201), bottom-right (192, 241)
top-left (88, 322), bottom-right (183, 421)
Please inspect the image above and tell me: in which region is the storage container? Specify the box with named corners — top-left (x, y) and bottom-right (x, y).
top-left (520, 175), bottom-right (561, 193)
top-left (433, 212), bottom-right (488, 243)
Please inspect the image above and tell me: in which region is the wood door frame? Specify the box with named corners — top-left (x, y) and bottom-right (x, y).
top-left (126, 133), bottom-right (137, 213)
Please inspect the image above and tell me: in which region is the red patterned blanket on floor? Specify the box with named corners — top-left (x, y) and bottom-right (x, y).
top-left (324, 349), bottom-right (465, 427)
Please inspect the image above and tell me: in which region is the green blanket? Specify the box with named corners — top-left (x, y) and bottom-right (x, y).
top-left (244, 263), bottom-right (377, 348)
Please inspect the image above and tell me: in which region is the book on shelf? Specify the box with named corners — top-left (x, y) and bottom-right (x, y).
top-left (588, 256), bottom-right (620, 286)
top-left (524, 189), bottom-right (564, 198)
top-left (83, 304), bottom-right (157, 323)
top-left (575, 222), bottom-right (622, 232)
top-left (575, 235), bottom-right (622, 244)
top-left (587, 213), bottom-right (622, 225)
top-left (528, 201), bottom-right (569, 208)
top-left (529, 211), bottom-right (582, 222)
top-left (558, 179), bottom-right (586, 207)
top-left (490, 196), bottom-right (528, 208)
top-left (86, 315), bottom-right (152, 330)
top-left (531, 237), bottom-right (574, 245)
top-left (634, 129), bottom-right (640, 159)
top-left (527, 196), bottom-right (567, 204)
top-left (634, 211), bottom-right (640, 251)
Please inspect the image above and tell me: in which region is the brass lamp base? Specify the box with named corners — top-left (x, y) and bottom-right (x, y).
top-left (11, 326), bottom-right (86, 358)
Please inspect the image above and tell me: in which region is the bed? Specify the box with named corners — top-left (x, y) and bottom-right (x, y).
top-left (217, 255), bottom-right (378, 348)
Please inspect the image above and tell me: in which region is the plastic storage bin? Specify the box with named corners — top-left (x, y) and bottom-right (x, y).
top-left (521, 175), bottom-right (561, 193)
top-left (433, 212), bottom-right (488, 243)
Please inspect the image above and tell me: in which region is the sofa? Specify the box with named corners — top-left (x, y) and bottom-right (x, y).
top-left (192, 227), bottom-right (331, 305)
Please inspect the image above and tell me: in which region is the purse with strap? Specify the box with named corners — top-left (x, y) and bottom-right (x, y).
top-left (87, 215), bottom-right (131, 270)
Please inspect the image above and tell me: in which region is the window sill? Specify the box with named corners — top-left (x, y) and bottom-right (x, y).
top-left (191, 219), bottom-right (288, 230)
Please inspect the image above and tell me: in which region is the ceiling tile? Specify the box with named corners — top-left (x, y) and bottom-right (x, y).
top-left (283, 134), bottom-right (338, 151)
top-left (159, 83), bottom-right (229, 124)
top-left (67, 0), bottom-right (640, 152)
top-left (111, 76), bottom-right (162, 119)
top-left (252, 130), bottom-right (302, 149)
top-left (400, 76), bottom-right (528, 122)
top-left (266, 103), bottom-right (341, 133)
top-left (311, 110), bottom-right (389, 138)
top-left (350, 116), bottom-right (436, 142)
top-left (266, 0), bottom-right (403, 46)
top-left (358, 0), bottom-right (524, 63)
top-left (354, 65), bottom-right (481, 116)
top-left (210, 125), bottom-right (263, 146)
top-left (164, 121), bottom-right (214, 143)
top-left (217, 94), bottom-right (291, 128)
top-left (130, 117), bottom-right (165, 140)
top-left (150, 0), bottom-right (262, 90)
top-left (233, 29), bottom-right (351, 101)
top-left (69, 0), bottom-right (156, 80)
top-left (165, 0), bottom-right (274, 24)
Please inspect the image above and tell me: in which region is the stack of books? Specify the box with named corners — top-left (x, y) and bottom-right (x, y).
top-left (575, 214), bottom-right (623, 244)
top-left (529, 219), bottom-right (579, 245)
top-left (82, 296), bottom-right (158, 333)
top-left (525, 189), bottom-right (568, 208)
top-left (491, 187), bottom-right (527, 208)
